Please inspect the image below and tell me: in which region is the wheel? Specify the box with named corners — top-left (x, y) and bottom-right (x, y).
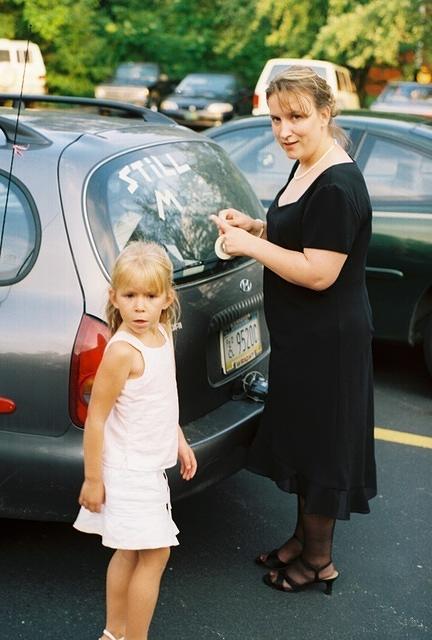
top-left (423, 315), bottom-right (432, 377)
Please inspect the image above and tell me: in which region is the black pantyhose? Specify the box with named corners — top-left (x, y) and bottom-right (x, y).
top-left (275, 513), bottom-right (337, 589)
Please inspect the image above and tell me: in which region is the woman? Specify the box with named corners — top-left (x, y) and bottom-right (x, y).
top-left (211, 66), bottom-right (376, 595)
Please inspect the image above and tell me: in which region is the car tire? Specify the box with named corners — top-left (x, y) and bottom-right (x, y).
top-left (423, 315), bottom-right (432, 377)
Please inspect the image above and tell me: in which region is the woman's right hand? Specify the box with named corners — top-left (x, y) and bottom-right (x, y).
top-left (78, 478), bottom-right (105, 513)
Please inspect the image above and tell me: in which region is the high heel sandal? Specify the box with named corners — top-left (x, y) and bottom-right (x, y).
top-left (102, 630), bottom-right (124, 640)
top-left (263, 557), bottom-right (339, 595)
top-left (255, 534), bottom-right (303, 569)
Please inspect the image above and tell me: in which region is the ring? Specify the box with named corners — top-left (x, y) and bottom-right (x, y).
top-left (214, 235), bottom-right (233, 260)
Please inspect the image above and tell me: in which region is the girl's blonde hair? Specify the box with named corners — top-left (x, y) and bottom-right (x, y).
top-left (106, 241), bottom-right (180, 334)
top-left (266, 65), bottom-right (349, 148)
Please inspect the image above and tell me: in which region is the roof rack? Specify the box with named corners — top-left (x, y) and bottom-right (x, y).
top-left (0, 93), bottom-right (174, 124)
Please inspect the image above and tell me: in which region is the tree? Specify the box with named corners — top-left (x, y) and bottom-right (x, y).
top-left (310, 0), bottom-right (431, 100)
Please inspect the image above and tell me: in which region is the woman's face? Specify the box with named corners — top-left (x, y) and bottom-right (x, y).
top-left (268, 91), bottom-right (331, 164)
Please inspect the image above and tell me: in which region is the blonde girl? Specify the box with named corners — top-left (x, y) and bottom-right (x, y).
top-left (74, 241), bottom-right (197, 640)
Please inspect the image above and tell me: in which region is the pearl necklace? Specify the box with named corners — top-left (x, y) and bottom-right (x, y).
top-left (293, 142), bottom-right (336, 180)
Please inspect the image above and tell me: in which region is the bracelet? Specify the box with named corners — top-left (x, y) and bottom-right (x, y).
top-left (255, 219), bottom-right (265, 238)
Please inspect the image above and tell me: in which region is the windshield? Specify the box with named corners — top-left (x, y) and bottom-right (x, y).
top-left (381, 84), bottom-right (432, 103)
top-left (268, 64), bottom-right (328, 83)
top-left (175, 75), bottom-right (236, 98)
top-left (114, 63), bottom-right (159, 85)
top-left (85, 141), bottom-right (264, 282)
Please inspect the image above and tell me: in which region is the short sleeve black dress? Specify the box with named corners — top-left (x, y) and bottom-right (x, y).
top-left (247, 161), bottom-right (377, 520)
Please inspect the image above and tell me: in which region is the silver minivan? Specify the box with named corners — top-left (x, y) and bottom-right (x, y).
top-left (0, 96), bottom-right (269, 522)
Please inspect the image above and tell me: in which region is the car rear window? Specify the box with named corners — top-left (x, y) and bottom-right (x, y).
top-left (85, 140), bottom-right (264, 282)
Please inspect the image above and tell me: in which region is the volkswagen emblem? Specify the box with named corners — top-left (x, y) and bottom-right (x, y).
top-left (239, 278), bottom-right (252, 293)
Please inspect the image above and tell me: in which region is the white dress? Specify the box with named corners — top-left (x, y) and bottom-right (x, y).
top-left (73, 326), bottom-right (180, 549)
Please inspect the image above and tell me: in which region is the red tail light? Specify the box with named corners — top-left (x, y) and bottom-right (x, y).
top-left (69, 314), bottom-right (111, 428)
top-left (252, 93), bottom-right (259, 109)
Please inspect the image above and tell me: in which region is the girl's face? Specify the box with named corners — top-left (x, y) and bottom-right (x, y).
top-left (268, 91), bottom-right (331, 165)
top-left (110, 283), bottom-right (173, 337)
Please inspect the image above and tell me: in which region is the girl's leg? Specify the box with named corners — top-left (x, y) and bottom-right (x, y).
top-left (125, 546), bottom-right (170, 640)
top-left (103, 549), bottom-right (138, 640)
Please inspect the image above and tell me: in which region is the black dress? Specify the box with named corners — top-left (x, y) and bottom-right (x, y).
top-left (247, 161), bottom-right (377, 520)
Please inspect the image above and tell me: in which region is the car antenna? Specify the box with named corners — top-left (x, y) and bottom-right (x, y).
top-left (0, 26), bottom-right (32, 259)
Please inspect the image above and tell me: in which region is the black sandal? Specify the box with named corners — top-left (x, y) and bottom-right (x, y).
top-left (254, 534), bottom-right (303, 569)
top-left (262, 557), bottom-right (339, 595)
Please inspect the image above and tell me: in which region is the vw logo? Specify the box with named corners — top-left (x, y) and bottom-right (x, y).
top-left (239, 278), bottom-right (252, 293)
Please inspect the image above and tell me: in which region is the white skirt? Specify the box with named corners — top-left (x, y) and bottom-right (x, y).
top-left (73, 466), bottom-right (179, 550)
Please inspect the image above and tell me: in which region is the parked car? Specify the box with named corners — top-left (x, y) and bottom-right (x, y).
top-left (252, 58), bottom-right (360, 115)
top-left (94, 62), bottom-right (174, 110)
top-left (159, 72), bottom-right (251, 128)
top-left (0, 39), bottom-right (46, 96)
top-left (370, 81), bottom-right (432, 118)
top-left (207, 112), bottom-right (432, 376)
top-left (0, 95), bottom-right (269, 522)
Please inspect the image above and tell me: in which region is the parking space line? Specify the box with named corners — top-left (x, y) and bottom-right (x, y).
top-left (374, 427), bottom-right (432, 449)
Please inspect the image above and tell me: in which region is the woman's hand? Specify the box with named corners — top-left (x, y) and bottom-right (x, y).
top-left (178, 427), bottom-right (197, 481)
top-left (210, 214), bottom-right (259, 258)
top-left (78, 478), bottom-right (105, 513)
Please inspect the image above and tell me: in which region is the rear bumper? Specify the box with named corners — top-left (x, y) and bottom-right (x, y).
top-left (0, 398), bottom-right (263, 522)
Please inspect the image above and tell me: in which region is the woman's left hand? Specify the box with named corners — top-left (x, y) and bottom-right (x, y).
top-left (210, 214), bottom-right (256, 258)
top-left (178, 428), bottom-right (197, 480)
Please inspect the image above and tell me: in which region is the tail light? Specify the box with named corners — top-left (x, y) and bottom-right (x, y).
top-left (69, 314), bottom-right (111, 428)
top-left (252, 93), bottom-right (259, 110)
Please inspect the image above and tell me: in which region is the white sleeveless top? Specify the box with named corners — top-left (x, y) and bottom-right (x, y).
top-left (102, 326), bottom-right (179, 471)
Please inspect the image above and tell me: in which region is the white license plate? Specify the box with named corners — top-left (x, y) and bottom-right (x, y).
top-left (220, 313), bottom-right (262, 374)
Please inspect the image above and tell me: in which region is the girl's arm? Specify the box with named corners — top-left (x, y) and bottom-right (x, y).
top-left (78, 342), bottom-right (133, 512)
top-left (210, 215), bottom-right (347, 291)
top-left (177, 425), bottom-right (197, 481)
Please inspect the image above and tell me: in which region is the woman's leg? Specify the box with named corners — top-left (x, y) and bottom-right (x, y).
top-left (125, 546), bottom-right (170, 640)
top-left (103, 549), bottom-right (138, 640)
top-left (258, 494), bottom-right (304, 565)
top-left (268, 514), bottom-right (337, 589)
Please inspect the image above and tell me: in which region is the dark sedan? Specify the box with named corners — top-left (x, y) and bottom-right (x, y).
top-left (207, 113), bottom-right (432, 376)
top-left (159, 72), bottom-right (251, 128)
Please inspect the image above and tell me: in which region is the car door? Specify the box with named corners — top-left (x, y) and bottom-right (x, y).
top-left (356, 130), bottom-right (432, 342)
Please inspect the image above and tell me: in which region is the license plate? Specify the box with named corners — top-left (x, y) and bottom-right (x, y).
top-left (220, 313), bottom-right (262, 374)
top-left (184, 111), bottom-right (198, 121)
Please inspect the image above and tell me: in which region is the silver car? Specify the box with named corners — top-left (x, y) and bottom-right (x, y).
top-left (0, 96), bottom-right (269, 522)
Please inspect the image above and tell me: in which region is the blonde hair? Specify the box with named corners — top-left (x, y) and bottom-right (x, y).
top-left (266, 65), bottom-right (348, 148)
top-left (106, 241), bottom-right (180, 334)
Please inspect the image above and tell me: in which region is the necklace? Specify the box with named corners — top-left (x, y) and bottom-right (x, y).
top-left (293, 142), bottom-right (336, 180)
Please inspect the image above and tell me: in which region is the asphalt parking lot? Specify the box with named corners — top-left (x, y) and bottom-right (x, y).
top-left (1, 343), bottom-right (431, 640)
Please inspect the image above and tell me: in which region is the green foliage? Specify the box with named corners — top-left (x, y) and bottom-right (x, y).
top-left (0, 0), bottom-right (430, 98)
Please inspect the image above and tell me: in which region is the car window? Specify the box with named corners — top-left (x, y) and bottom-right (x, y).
top-left (361, 135), bottom-right (432, 202)
top-left (336, 70), bottom-right (345, 91)
top-left (213, 125), bottom-right (294, 205)
top-left (0, 50), bottom-right (10, 62)
top-left (85, 140), bottom-right (264, 282)
top-left (0, 173), bottom-right (40, 284)
top-left (268, 64), bottom-right (328, 83)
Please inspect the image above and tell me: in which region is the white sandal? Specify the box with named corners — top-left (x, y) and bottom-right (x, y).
top-left (102, 630), bottom-right (124, 640)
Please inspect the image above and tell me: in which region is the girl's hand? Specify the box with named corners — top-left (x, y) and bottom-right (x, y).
top-left (78, 478), bottom-right (105, 512)
top-left (210, 214), bottom-right (258, 258)
top-left (178, 428), bottom-right (197, 481)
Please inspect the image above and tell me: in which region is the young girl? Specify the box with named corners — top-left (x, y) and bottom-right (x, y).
top-left (74, 241), bottom-right (197, 640)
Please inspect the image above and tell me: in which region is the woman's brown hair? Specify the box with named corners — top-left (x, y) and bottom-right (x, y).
top-left (106, 241), bottom-right (180, 335)
top-left (266, 65), bottom-right (349, 148)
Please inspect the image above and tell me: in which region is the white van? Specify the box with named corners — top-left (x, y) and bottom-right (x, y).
top-left (252, 58), bottom-right (360, 115)
top-left (0, 39), bottom-right (46, 95)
